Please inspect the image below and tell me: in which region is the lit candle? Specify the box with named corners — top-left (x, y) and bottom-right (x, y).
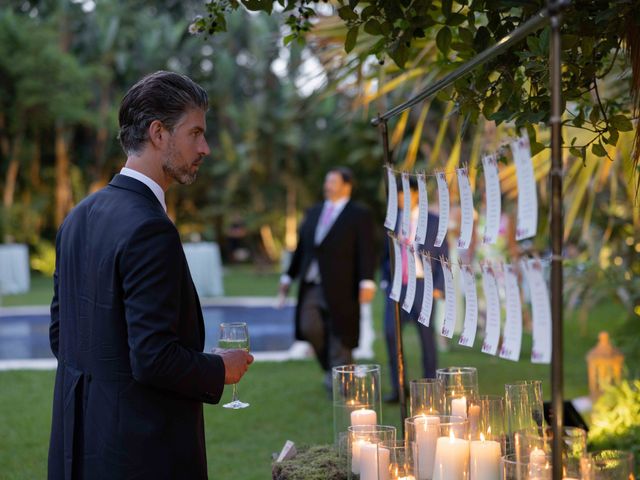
top-left (451, 396), bottom-right (468, 419)
top-left (360, 443), bottom-right (391, 480)
top-left (414, 415), bottom-right (440, 480)
top-left (351, 408), bottom-right (377, 426)
top-left (528, 447), bottom-right (548, 479)
top-left (468, 404), bottom-right (480, 438)
top-left (432, 431), bottom-right (470, 480)
top-left (470, 433), bottom-right (501, 480)
top-left (351, 438), bottom-right (371, 474)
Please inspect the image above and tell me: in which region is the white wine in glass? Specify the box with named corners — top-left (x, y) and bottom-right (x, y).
top-left (218, 322), bottom-right (250, 409)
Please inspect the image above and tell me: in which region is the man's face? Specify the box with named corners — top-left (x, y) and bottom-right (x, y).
top-left (162, 108), bottom-right (210, 185)
top-left (323, 171), bottom-right (351, 201)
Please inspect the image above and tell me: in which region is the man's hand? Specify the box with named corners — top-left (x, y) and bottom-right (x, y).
top-left (277, 282), bottom-right (290, 308)
top-left (217, 349), bottom-right (254, 385)
top-left (359, 286), bottom-right (376, 304)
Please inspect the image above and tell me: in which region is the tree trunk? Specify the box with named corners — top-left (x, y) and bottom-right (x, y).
top-left (55, 122), bottom-right (73, 227)
top-left (3, 130), bottom-right (23, 208)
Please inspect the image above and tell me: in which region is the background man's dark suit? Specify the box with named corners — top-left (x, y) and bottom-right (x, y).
top-left (286, 200), bottom-right (375, 369)
top-left (48, 174), bottom-right (225, 479)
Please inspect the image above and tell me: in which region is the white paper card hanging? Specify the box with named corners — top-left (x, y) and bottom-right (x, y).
top-left (500, 264), bottom-right (523, 361)
top-left (481, 265), bottom-right (501, 355)
top-left (389, 236), bottom-right (403, 302)
top-left (481, 154), bottom-right (501, 244)
top-left (511, 134), bottom-right (538, 240)
top-left (523, 259), bottom-right (552, 364)
top-left (456, 168), bottom-right (474, 250)
top-left (435, 173), bottom-right (449, 248)
top-left (401, 172), bottom-right (412, 239)
top-left (458, 266), bottom-right (478, 347)
top-left (441, 260), bottom-right (456, 338)
top-left (415, 173), bottom-right (429, 244)
top-left (384, 166), bottom-right (398, 230)
top-left (402, 244), bottom-right (417, 313)
top-left (418, 254), bottom-right (434, 326)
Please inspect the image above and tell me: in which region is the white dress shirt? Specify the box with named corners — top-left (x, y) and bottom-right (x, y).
top-left (120, 167), bottom-right (167, 212)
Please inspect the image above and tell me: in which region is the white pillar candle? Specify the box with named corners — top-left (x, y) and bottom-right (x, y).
top-left (352, 439), bottom-right (371, 474)
top-left (528, 447), bottom-right (549, 480)
top-left (360, 443), bottom-right (390, 480)
top-left (414, 415), bottom-right (440, 480)
top-left (452, 396), bottom-right (468, 419)
top-left (432, 434), bottom-right (470, 480)
top-left (470, 434), bottom-right (501, 480)
top-left (351, 408), bottom-right (377, 426)
top-left (468, 404), bottom-right (480, 438)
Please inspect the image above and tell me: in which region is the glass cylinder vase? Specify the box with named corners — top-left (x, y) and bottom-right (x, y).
top-left (581, 450), bottom-right (635, 480)
top-left (504, 380), bottom-right (545, 452)
top-left (405, 414), bottom-right (469, 480)
top-left (409, 379), bottom-right (445, 417)
top-left (333, 364), bottom-right (382, 446)
top-left (348, 424), bottom-right (396, 480)
top-left (501, 453), bottom-right (552, 480)
top-left (436, 367), bottom-right (479, 421)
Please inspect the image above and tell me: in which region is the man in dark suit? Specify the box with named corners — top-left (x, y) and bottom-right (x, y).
top-left (279, 168), bottom-right (376, 389)
top-left (381, 179), bottom-right (448, 403)
top-left (48, 71), bottom-right (253, 480)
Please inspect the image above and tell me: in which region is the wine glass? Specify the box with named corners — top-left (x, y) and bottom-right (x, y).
top-left (218, 322), bottom-right (250, 409)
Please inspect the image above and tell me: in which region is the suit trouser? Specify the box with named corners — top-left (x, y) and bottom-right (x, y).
top-left (384, 279), bottom-right (437, 395)
top-left (299, 283), bottom-right (353, 372)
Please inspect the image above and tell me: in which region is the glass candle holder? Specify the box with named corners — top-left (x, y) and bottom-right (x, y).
top-left (405, 414), bottom-right (469, 480)
top-left (513, 427), bottom-right (587, 479)
top-left (348, 425), bottom-right (396, 480)
top-left (501, 453), bottom-right (552, 480)
top-left (475, 395), bottom-right (506, 447)
top-left (333, 364), bottom-right (382, 446)
top-left (382, 440), bottom-right (413, 480)
top-left (580, 450), bottom-right (634, 480)
top-left (436, 367), bottom-right (479, 421)
top-left (409, 379), bottom-right (445, 417)
top-left (504, 380), bottom-right (545, 452)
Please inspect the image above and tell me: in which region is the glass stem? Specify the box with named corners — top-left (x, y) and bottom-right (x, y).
top-left (232, 383), bottom-right (239, 402)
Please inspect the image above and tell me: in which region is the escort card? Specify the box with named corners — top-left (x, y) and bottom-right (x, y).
top-left (511, 134), bottom-right (538, 240)
top-left (418, 253), bottom-right (434, 327)
top-left (500, 264), bottom-right (523, 361)
top-left (402, 243), bottom-right (417, 313)
top-left (389, 236), bottom-right (403, 302)
top-left (435, 172), bottom-right (449, 248)
top-left (481, 264), bottom-right (501, 355)
top-left (441, 259), bottom-right (456, 338)
top-left (456, 168), bottom-right (474, 250)
top-left (415, 173), bottom-right (429, 244)
top-left (522, 259), bottom-right (552, 364)
top-left (481, 154), bottom-right (501, 245)
top-left (401, 172), bottom-right (412, 239)
top-left (384, 166), bottom-right (398, 230)
top-left (458, 266), bottom-right (478, 347)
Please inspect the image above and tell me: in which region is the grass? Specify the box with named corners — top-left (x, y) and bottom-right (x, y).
top-left (0, 266), bottom-right (626, 479)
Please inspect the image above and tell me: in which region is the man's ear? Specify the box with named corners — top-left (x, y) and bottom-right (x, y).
top-left (148, 120), bottom-right (165, 148)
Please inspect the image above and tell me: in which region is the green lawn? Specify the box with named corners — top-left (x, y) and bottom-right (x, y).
top-left (0, 266), bottom-right (624, 479)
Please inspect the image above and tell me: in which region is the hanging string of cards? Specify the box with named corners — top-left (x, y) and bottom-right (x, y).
top-left (384, 133), bottom-right (551, 364)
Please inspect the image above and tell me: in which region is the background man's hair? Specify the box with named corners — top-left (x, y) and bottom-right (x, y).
top-left (328, 166), bottom-right (354, 185)
top-left (118, 71), bottom-right (208, 155)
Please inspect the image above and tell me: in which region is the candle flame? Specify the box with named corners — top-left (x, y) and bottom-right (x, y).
top-left (449, 430), bottom-right (455, 442)
top-left (487, 426), bottom-right (492, 435)
top-left (480, 432), bottom-right (485, 442)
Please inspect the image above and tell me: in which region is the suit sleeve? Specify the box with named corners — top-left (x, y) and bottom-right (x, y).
top-left (120, 218), bottom-right (225, 404)
top-left (356, 206), bottom-right (376, 282)
top-left (286, 209), bottom-right (312, 280)
top-left (49, 227), bottom-right (62, 359)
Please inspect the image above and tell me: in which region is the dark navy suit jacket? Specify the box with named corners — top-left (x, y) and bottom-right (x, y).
top-left (48, 174), bottom-right (225, 480)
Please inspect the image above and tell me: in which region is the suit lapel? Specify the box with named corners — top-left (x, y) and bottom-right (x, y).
top-left (319, 200), bottom-right (351, 245)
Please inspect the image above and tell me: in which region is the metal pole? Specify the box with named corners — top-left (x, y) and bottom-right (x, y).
top-left (548, 2), bottom-right (564, 479)
top-left (378, 117), bottom-right (408, 429)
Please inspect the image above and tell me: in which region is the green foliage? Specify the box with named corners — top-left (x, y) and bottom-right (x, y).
top-left (272, 445), bottom-right (347, 480)
top-left (588, 380), bottom-right (640, 465)
top-left (196, 0), bottom-right (639, 171)
top-left (30, 240), bottom-right (56, 277)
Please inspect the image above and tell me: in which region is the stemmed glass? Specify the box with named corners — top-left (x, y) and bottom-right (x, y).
top-left (218, 322), bottom-right (250, 409)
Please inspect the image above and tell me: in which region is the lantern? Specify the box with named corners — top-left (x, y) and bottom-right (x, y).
top-left (586, 332), bottom-right (624, 401)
